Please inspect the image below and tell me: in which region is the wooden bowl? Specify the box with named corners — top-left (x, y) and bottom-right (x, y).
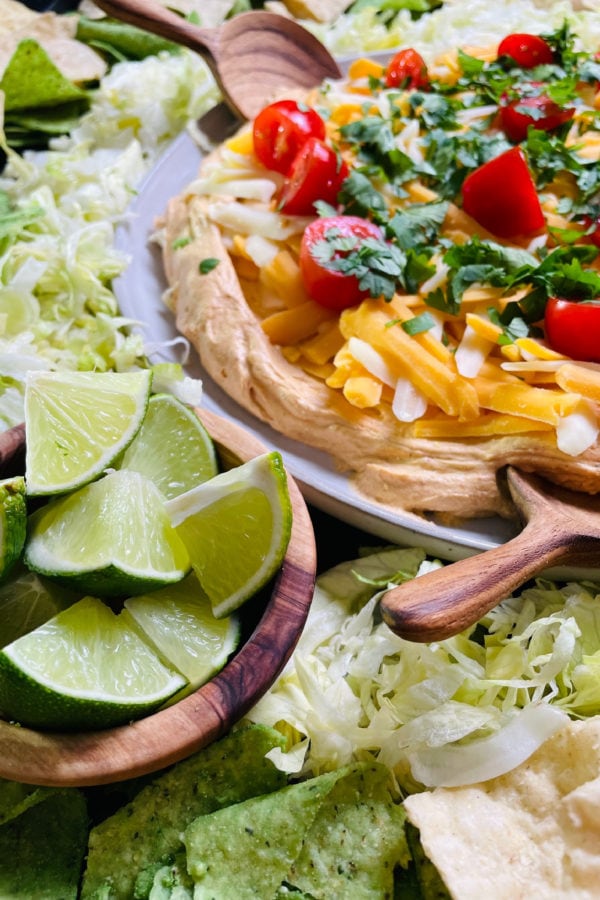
top-left (0, 408), bottom-right (316, 787)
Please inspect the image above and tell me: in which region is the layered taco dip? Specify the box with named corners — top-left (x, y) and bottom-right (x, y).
top-left (159, 18), bottom-right (600, 521)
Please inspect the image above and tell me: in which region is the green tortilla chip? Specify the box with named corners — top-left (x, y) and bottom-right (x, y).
top-left (184, 766), bottom-right (352, 898)
top-left (1, 39), bottom-right (87, 112)
top-left (184, 761), bottom-right (409, 899)
top-left (286, 762), bottom-right (410, 898)
top-left (0, 789), bottom-right (88, 899)
top-left (81, 725), bottom-right (287, 900)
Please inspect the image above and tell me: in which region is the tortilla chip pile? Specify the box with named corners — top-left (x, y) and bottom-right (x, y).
top-left (81, 723), bottom-right (410, 899)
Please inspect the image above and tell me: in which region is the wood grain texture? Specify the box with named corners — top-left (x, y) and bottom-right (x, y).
top-left (0, 409), bottom-right (316, 786)
top-left (380, 467), bottom-right (600, 642)
top-left (93, 0), bottom-right (341, 119)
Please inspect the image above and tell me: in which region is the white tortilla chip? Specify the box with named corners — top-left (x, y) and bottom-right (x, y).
top-left (404, 718), bottom-right (600, 899)
top-left (0, 6), bottom-right (106, 84)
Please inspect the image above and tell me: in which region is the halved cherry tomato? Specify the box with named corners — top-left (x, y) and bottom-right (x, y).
top-left (579, 214), bottom-right (600, 249)
top-left (279, 137), bottom-right (349, 217)
top-left (461, 147), bottom-right (544, 239)
top-left (497, 33), bottom-right (554, 68)
top-left (299, 216), bottom-right (383, 310)
top-left (253, 99), bottom-right (326, 175)
top-left (499, 89), bottom-right (574, 143)
top-left (545, 296), bottom-right (600, 362)
top-left (385, 49), bottom-right (430, 90)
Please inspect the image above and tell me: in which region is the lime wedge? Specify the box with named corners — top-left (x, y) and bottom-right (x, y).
top-left (0, 476), bottom-right (26, 582)
top-left (117, 393), bottom-right (218, 500)
top-left (124, 573), bottom-right (240, 693)
top-left (24, 470), bottom-right (190, 597)
top-left (0, 597), bottom-right (186, 731)
top-left (0, 565), bottom-right (76, 647)
top-left (166, 452), bottom-right (292, 618)
top-left (24, 369), bottom-right (152, 496)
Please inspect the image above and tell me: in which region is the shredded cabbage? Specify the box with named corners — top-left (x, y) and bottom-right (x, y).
top-left (0, 51), bottom-right (219, 429)
top-left (247, 548), bottom-right (600, 790)
top-left (311, 0), bottom-right (600, 58)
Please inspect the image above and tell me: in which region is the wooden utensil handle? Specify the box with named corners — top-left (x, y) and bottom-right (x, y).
top-left (93, 0), bottom-right (219, 61)
top-left (380, 524), bottom-right (572, 642)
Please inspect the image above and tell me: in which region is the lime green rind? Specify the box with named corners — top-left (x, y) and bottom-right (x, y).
top-left (0, 597), bottom-right (186, 731)
top-left (116, 393), bottom-right (218, 500)
top-left (0, 651), bottom-right (180, 731)
top-left (0, 476), bottom-right (27, 583)
top-left (24, 370), bottom-right (152, 497)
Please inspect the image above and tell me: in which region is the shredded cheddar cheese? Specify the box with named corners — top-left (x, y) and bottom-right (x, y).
top-left (200, 32), bottom-right (600, 458)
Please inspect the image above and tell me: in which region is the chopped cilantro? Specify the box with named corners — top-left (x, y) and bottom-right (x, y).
top-left (199, 258), bottom-right (219, 274)
top-left (386, 201), bottom-right (449, 250)
top-left (338, 171), bottom-right (389, 224)
top-left (172, 236), bottom-right (191, 249)
top-left (401, 311), bottom-right (436, 336)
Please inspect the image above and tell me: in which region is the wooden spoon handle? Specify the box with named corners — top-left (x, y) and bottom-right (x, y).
top-left (93, 0), bottom-right (219, 62)
top-left (380, 524), bottom-right (574, 642)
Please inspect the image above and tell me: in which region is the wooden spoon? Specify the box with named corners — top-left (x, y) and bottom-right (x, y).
top-left (92, 0), bottom-right (342, 120)
top-left (380, 466), bottom-right (600, 643)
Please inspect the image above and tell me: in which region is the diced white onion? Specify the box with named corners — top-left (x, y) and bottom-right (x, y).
top-left (189, 177), bottom-right (277, 202)
top-left (392, 377), bottom-right (428, 422)
top-left (407, 703), bottom-right (569, 787)
top-left (456, 103), bottom-right (498, 125)
top-left (454, 323), bottom-right (492, 377)
top-left (348, 336), bottom-right (395, 386)
top-left (419, 261), bottom-right (449, 294)
top-left (207, 201), bottom-right (311, 240)
top-left (556, 402), bottom-right (599, 456)
top-left (245, 234), bottom-right (279, 267)
top-left (347, 337), bottom-right (427, 422)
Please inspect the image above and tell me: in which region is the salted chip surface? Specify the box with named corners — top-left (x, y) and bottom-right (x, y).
top-left (81, 724), bottom-right (287, 900)
top-left (184, 761), bottom-right (409, 898)
top-left (0, 4), bottom-right (106, 83)
top-left (404, 718), bottom-right (600, 899)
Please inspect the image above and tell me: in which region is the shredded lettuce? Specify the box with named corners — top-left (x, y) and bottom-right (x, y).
top-left (310, 0), bottom-right (600, 58)
top-left (247, 548), bottom-right (600, 791)
top-left (0, 50), bottom-right (219, 430)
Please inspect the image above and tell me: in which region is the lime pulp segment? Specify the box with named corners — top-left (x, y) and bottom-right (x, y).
top-left (166, 452), bottom-right (292, 618)
top-left (0, 596), bottom-right (186, 731)
top-left (124, 573), bottom-right (240, 690)
top-left (116, 393), bottom-right (218, 500)
top-left (24, 369), bottom-right (152, 496)
top-left (24, 470), bottom-right (190, 597)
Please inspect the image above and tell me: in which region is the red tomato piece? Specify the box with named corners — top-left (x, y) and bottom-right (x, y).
top-left (461, 147), bottom-right (544, 239)
top-left (385, 48), bottom-right (430, 90)
top-left (253, 99), bottom-right (326, 175)
top-left (497, 33), bottom-right (554, 68)
top-left (499, 91), bottom-right (574, 143)
top-left (299, 216), bottom-right (383, 310)
top-left (545, 296), bottom-right (600, 362)
top-left (579, 215), bottom-right (600, 249)
top-left (279, 137), bottom-right (349, 217)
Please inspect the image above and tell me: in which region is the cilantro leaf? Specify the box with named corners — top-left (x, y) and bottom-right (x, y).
top-left (386, 200), bottom-right (449, 250)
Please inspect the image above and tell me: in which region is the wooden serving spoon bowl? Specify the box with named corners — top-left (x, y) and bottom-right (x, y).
top-left (380, 466), bottom-right (600, 642)
top-left (0, 409), bottom-right (316, 786)
top-left (93, 0), bottom-right (342, 120)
